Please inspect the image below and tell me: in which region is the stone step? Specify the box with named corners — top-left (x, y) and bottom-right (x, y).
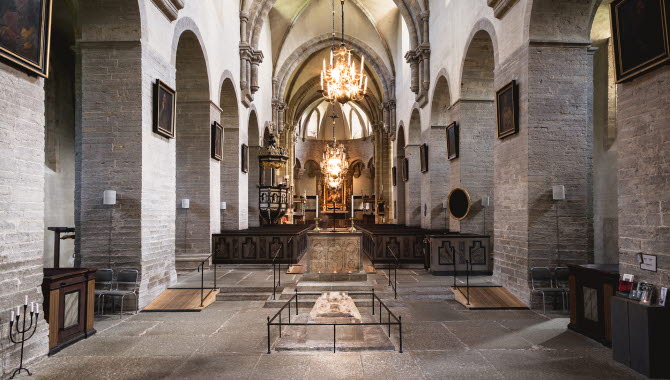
top-left (218, 286), bottom-right (286, 293)
top-left (217, 292), bottom-right (273, 301)
top-left (275, 290), bottom-right (394, 301)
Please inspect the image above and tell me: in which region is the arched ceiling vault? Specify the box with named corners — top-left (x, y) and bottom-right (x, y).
top-left (239, 0), bottom-right (431, 109)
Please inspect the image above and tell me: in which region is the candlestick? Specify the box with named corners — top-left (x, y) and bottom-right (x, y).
top-left (9, 300), bottom-right (39, 379)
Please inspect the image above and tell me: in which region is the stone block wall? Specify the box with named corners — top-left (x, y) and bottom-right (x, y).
top-left (404, 144), bottom-right (422, 226)
top-left (492, 43), bottom-right (530, 302)
top-left (617, 65), bottom-right (670, 289)
top-left (140, 45), bottom-right (178, 301)
top-left (421, 125), bottom-right (450, 230)
top-left (0, 65), bottom-right (49, 377)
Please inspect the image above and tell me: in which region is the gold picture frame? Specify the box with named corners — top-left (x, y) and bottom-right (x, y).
top-left (0, 0), bottom-right (53, 77)
top-left (447, 187), bottom-right (471, 221)
top-left (153, 79), bottom-right (177, 139)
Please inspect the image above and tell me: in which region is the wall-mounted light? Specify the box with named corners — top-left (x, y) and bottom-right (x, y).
top-left (181, 199), bottom-right (190, 209)
top-left (103, 190), bottom-right (117, 205)
top-left (482, 196), bottom-right (490, 208)
top-left (552, 185), bottom-right (566, 201)
top-left (220, 202), bottom-right (227, 210)
top-left (442, 200), bottom-right (448, 209)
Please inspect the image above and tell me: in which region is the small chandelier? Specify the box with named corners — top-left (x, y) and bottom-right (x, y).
top-left (320, 0), bottom-right (368, 104)
top-left (259, 123), bottom-right (289, 170)
top-left (320, 107), bottom-right (349, 189)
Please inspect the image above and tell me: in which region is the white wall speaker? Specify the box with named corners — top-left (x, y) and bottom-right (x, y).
top-left (552, 185), bottom-right (566, 201)
top-left (181, 199), bottom-right (190, 209)
top-left (103, 190), bottom-right (116, 205)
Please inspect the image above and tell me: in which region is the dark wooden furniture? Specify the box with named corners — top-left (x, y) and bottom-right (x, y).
top-left (47, 227), bottom-right (75, 268)
top-left (41, 268), bottom-right (97, 355)
top-left (425, 232), bottom-right (491, 275)
top-left (567, 264), bottom-right (618, 345)
top-left (611, 296), bottom-right (670, 378)
top-left (357, 224), bottom-right (427, 265)
top-left (212, 225), bottom-right (311, 264)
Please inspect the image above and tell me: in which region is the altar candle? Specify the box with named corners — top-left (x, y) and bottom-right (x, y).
top-left (24, 295), bottom-right (28, 305)
top-left (316, 195), bottom-right (319, 218)
top-left (11, 310), bottom-right (14, 321)
top-left (351, 195), bottom-right (354, 218)
top-left (16, 306), bottom-right (20, 316)
top-left (36, 304), bottom-right (40, 314)
top-left (31, 302), bottom-right (34, 313)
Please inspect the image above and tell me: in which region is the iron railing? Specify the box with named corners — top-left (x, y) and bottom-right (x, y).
top-left (450, 246), bottom-right (473, 306)
top-left (196, 254), bottom-right (217, 307)
top-left (266, 289), bottom-right (402, 353)
top-left (385, 246), bottom-right (399, 299)
top-left (272, 236), bottom-right (293, 300)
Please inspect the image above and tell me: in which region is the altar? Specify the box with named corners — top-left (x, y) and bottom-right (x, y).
top-left (303, 231), bottom-right (364, 281)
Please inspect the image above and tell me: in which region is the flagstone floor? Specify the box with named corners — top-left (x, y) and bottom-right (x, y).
top-left (22, 268), bottom-right (643, 380)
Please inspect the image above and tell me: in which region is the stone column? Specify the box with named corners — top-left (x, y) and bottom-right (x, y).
top-left (421, 125), bottom-right (450, 230)
top-left (492, 42), bottom-right (593, 305)
top-left (248, 144), bottom-right (262, 227)
top-left (404, 144), bottom-right (422, 226)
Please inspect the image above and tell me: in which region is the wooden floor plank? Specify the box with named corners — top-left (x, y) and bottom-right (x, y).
top-left (143, 288), bottom-right (220, 312)
top-left (451, 286), bottom-right (528, 310)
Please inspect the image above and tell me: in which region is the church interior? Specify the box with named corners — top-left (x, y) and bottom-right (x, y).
top-left (1, 0), bottom-right (669, 378)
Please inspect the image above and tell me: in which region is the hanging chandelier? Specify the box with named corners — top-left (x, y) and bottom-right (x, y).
top-left (320, 106), bottom-right (349, 189)
top-left (320, 0), bottom-right (368, 105)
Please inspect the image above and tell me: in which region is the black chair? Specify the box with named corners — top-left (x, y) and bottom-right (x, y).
top-left (553, 267), bottom-right (570, 310)
top-left (530, 267), bottom-right (565, 313)
top-left (94, 269), bottom-right (114, 315)
top-left (101, 269), bottom-right (140, 319)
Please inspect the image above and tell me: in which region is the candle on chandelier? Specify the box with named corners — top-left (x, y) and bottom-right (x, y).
top-left (348, 51), bottom-right (351, 65)
top-left (330, 50), bottom-right (333, 66)
top-left (364, 77), bottom-right (368, 92)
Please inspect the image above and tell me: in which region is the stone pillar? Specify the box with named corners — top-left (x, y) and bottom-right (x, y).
top-left (453, 99), bottom-right (495, 236)
top-left (493, 42), bottom-right (593, 305)
top-left (0, 64), bottom-right (49, 375)
top-left (405, 51), bottom-right (419, 94)
top-left (421, 125), bottom-right (450, 230)
top-left (222, 126), bottom-right (241, 230)
top-left (248, 144), bottom-right (262, 227)
top-left (404, 144), bottom-right (422, 226)
top-left (175, 100), bottom-right (219, 272)
top-left (250, 50), bottom-right (264, 94)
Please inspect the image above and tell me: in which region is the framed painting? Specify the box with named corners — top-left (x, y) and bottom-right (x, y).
top-left (611, 0), bottom-right (670, 83)
top-left (153, 79), bottom-right (177, 139)
top-left (496, 80), bottom-right (519, 139)
top-left (241, 143), bottom-right (249, 173)
top-left (446, 122), bottom-right (459, 160)
top-left (420, 143), bottom-right (429, 173)
top-left (211, 121), bottom-right (223, 161)
top-left (0, 0), bottom-right (53, 77)
top-left (392, 166), bottom-right (397, 186)
top-left (402, 158), bottom-right (409, 182)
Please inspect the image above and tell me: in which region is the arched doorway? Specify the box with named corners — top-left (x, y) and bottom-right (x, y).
top-left (395, 125), bottom-right (406, 225)
top-left (219, 77), bottom-right (242, 230)
top-left (458, 30), bottom-right (495, 235)
top-left (174, 31), bottom-right (213, 271)
top-left (427, 75), bottom-right (452, 230)
top-left (247, 111), bottom-right (261, 227)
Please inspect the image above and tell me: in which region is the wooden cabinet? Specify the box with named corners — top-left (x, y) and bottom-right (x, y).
top-left (567, 264), bottom-right (619, 345)
top-left (612, 296), bottom-right (670, 378)
top-left (42, 268), bottom-right (97, 355)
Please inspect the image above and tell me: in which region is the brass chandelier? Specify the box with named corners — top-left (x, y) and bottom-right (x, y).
top-left (320, 0), bottom-right (368, 105)
top-left (320, 106), bottom-right (349, 190)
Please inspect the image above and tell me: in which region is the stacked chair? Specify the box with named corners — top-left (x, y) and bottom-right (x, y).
top-left (94, 269), bottom-right (140, 318)
top-left (530, 267), bottom-right (569, 313)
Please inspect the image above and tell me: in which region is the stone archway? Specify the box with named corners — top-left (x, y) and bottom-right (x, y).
top-left (247, 110), bottom-right (261, 227)
top-left (220, 75), bottom-right (242, 230)
top-left (174, 30), bottom-right (215, 272)
top-left (455, 29), bottom-right (495, 236)
top-left (395, 125), bottom-right (406, 225)
top-left (425, 74), bottom-right (452, 230)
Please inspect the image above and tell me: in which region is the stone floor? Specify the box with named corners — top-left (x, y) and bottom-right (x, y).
top-left (22, 268), bottom-right (644, 380)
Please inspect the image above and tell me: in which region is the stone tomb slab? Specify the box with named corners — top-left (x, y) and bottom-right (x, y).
top-left (274, 292), bottom-right (395, 352)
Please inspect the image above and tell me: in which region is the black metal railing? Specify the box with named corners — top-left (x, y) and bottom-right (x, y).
top-left (266, 289), bottom-right (402, 354)
top-left (386, 246), bottom-right (399, 299)
top-left (272, 236), bottom-right (293, 300)
top-left (196, 254), bottom-right (217, 307)
top-left (451, 246), bottom-right (473, 306)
